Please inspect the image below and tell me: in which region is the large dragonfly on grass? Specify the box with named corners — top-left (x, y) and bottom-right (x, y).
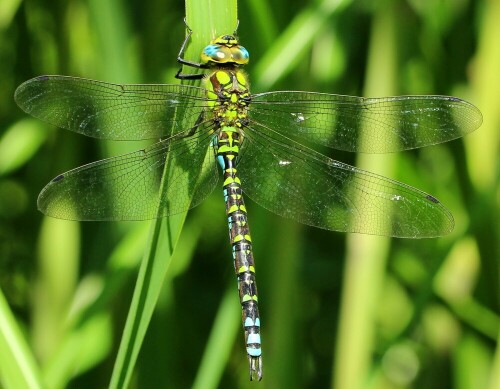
top-left (14, 26), bottom-right (482, 380)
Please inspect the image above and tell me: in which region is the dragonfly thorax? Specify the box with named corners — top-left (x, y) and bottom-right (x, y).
top-left (206, 69), bottom-right (251, 129)
top-left (201, 35), bottom-right (249, 66)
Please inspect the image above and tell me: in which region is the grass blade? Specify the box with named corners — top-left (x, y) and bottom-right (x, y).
top-left (0, 289), bottom-right (44, 389)
top-left (108, 1), bottom-right (237, 388)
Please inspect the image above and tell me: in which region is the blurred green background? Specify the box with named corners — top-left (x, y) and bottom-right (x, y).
top-left (0, 0), bottom-right (498, 388)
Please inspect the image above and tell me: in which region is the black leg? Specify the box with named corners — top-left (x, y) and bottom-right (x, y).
top-left (175, 68), bottom-right (205, 80)
top-left (177, 20), bottom-right (208, 69)
top-left (175, 19), bottom-right (210, 79)
top-left (187, 111), bottom-right (206, 137)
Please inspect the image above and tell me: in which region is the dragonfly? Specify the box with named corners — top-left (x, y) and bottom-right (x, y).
top-left (14, 26), bottom-right (482, 381)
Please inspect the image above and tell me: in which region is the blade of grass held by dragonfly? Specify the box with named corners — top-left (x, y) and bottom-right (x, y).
top-left (108, 2), bottom-right (237, 387)
top-left (108, 213), bottom-right (186, 389)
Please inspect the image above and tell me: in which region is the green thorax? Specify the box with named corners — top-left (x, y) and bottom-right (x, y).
top-left (205, 69), bottom-right (251, 130)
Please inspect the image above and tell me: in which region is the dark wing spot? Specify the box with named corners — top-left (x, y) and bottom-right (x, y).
top-left (425, 194), bottom-right (440, 204)
top-left (52, 174), bottom-right (65, 183)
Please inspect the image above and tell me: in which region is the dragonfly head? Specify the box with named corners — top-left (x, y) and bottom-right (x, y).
top-left (201, 35), bottom-right (249, 66)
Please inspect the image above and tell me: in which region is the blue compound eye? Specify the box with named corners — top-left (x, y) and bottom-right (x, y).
top-left (201, 44), bottom-right (232, 63)
top-left (232, 46), bottom-right (249, 64)
top-left (200, 35), bottom-right (249, 65)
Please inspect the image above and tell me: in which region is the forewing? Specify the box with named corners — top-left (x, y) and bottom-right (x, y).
top-left (15, 75), bottom-right (208, 140)
top-left (250, 92), bottom-right (482, 153)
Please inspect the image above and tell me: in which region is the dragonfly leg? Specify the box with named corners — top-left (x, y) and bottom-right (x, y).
top-left (176, 19), bottom-right (209, 79)
top-left (175, 68), bottom-right (206, 80)
top-left (186, 111), bottom-right (206, 137)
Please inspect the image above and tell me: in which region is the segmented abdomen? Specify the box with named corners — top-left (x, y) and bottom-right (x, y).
top-left (214, 126), bottom-right (262, 380)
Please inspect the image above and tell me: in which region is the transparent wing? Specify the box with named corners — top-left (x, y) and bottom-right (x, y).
top-left (37, 130), bottom-right (218, 221)
top-left (250, 92), bottom-right (482, 153)
top-left (14, 75), bottom-right (208, 140)
top-left (238, 121), bottom-right (453, 238)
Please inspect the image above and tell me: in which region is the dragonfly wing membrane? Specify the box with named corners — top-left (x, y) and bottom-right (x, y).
top-left (250, 92), bottom-right (482, 153)
top-left (14, 75), bottom-right (208, 140)
top-left (238, 121), bottom-right (454, 238)
top-left (38, 131), bottom-right (218, 221)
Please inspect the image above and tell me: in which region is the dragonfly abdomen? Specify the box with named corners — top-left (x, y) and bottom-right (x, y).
top-left (214, 125), bottom-right (263, 380)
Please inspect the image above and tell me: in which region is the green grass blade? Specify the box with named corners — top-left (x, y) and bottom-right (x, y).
top-left (108, 1), bottom-right (237, 388)
top-left (0, 289), bottom-right (44, 389)
top-left (108, 214), bottom-right (186, 389)
top-left (253, 0), bottom-right (352, 90)
top-left (332, 3), bottom-right (397, 388)
top-left (192, 284), bottom-right (240, 389)
top-left (87, 0), bottom-right (139, 83)
top-left (185, 0), bottom-right (238, 384)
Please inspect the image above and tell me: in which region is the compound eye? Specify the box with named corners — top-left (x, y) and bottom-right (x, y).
top-left (201, 45), bottom-right (232, 64)
top-left (231, 46), bottom-right (249, 64)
